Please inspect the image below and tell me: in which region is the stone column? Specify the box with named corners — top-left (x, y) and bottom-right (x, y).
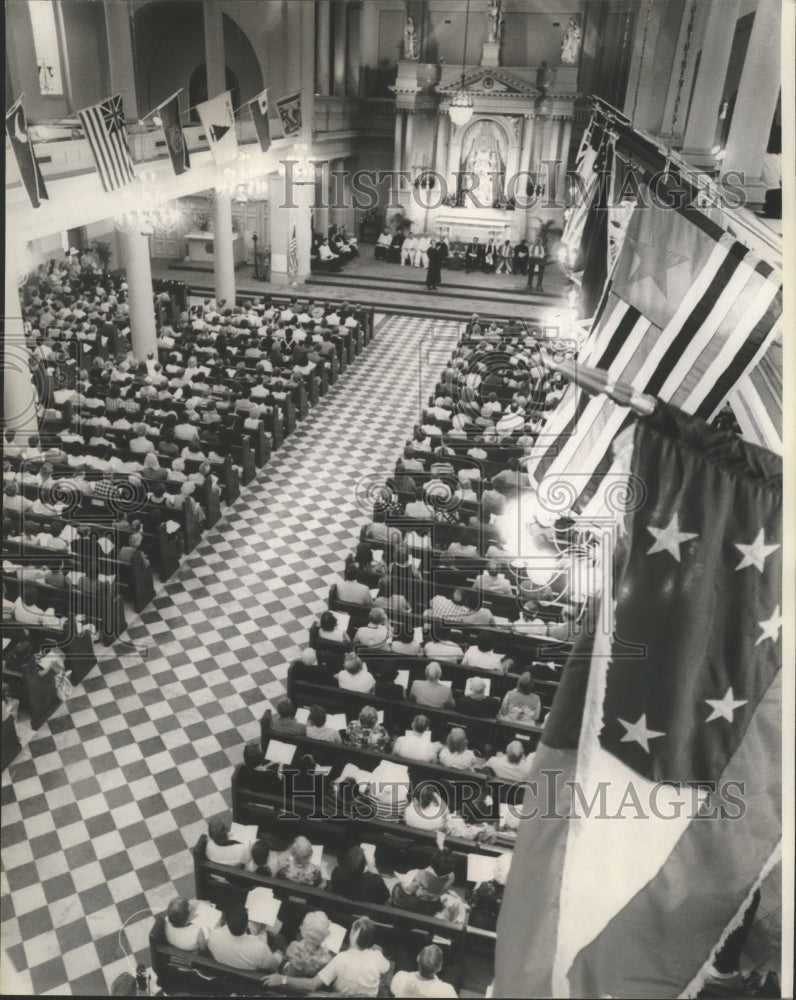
top-left (403, 112), bottom-right (415, 175)
top-left (681, 0), bottom-right (742, 167)
top-left (434, 113), bottom-right (450, 200)
top-left (211, 192), bottom-right (236, 308)
top-left (203, 0), bottom-right (226, 96)
top-left (3, 267), bottom-right (38, 442)
top-left (118, 228), bottom-right (158, 360)
top-left (315, 160), bottom-right (331, 236)
top-left (332, 0), bottom-right (348, 96)
top-left (269, 172), bottom-right (313, 285)
top-left (392, 111), bottom-right (404, 206)
top-left (723, 0), bottom-right (781, 185)
top-left (519, 114), bottom-right (535, 173)
top-left (104, 1), bottom-right (138, 120)
top-left (447, 124), bottom-right (463, 204)
top-left (316, 0), bottom-right (331, 96)
top-left (558, 117), bottom-right (573, 195)
top-left (300, 0), bottom-right (316, 139)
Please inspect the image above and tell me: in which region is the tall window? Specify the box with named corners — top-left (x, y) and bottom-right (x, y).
top-left (28, 0), bottom-right (63, 96)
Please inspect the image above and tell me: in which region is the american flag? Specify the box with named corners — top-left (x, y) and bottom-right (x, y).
top-left (529, 196), bottom-right (783, 510)
top-left (287, 225), bottom-right (299, 279)
top-left (496, 402), bottom-right (782, 997)
top-left (77, 94), bottom-right (135, 192)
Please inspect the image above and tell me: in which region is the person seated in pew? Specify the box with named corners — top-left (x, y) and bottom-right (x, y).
top-left (374, 228), bottom-right (393, 260)
top-left (404, 784), bottom-right (448, 831)
top-left (11, 588), bottom-right (65, 629)
top-left (246, 840), bottom-right (273, 876)
top-left (207, 903), bottom-right (283, 972)
top-left (291, 647), bottom-right (331, 684)
top-left (282, 911), bottom-right (335, 977)
top-left (347, 541), bottom-right (386, 581)
top-left (459, 589), bottom-right (496, 626)
top-left (422, 634), bottom-right (464, 663)
top-left (336, 652), bottom-right (376, 694)
top-left (442, 526), bottom-right (479, 559)
top-left (205, 818), bottom-right (251, 866)
top-left (164, 896), bottom-right (208, 951)
top-left (345, 704), bottom-right (390, 751)
top-left (486, 740), bottom-right (534, 782)
top-left (461, 633), bottom-right (508, 673)
top-left (473, 559), bottom-right (514, 596)
top-left (275, 835), bottom-right (324, 887)
top-left (374, 584), bottom-right (412, 619)
top-left (263, 915), bottom-right (391, 997)
top-left (391, 944), bottom-right (459, 999)
top-left (117, 532), bottom-right (151, 570)
top-left (129, 423), bottom-right (155, 454)
top-left (317, 610), bottom-right (351, 646)
top-left (140, 452), bottom-right (167, 482)
top-left (330, 845), bottom-right (390, 904)
top-left (374, 663), bottom-right (407, 701)
top-left (306, 704), bottom-right (343, 744)
top-left (390, 848), bottom-right (456, 914)
top-left (498, 671), bottom-right (542, 724)
top-left (353, 607), bottom-right (392, 651)
top-left (438, 728), bottom-right (482, 771)
top-left (393, 715), bottom-right (442, 763)
top-left (390, 621), bottom-right (422, 658)
top-left (271, 697), bottom-right (307, 737)
top-left (336, 562), bottom-right (375, 606)
top-left (467, 853), bottom-right (512, 932)
top-left (409, 662), bottom-right (454, 710)
top-left (455, 677), bottom-right (501, 719)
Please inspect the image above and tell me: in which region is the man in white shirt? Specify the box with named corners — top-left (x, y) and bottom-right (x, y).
top-left (393, 715), bottom-right (442, 762)
top-left (207, 904), bottom-right (281, 971)
top-left (473, 560), bottom-right (514, 596)
top-left (375, 228), bottom-right (393, 259)
top-left (414, 233), bottom-right (430, 268)
top-left (402, 233), bottom-right (418, 266)
top-left (165, 897), bottom-right (208, 951)
top-left (205, 819), bottom-right (251, 866)
top-left (318, 239), bottom-right (339, 262)
top-left (391, 945), bottom-right (458, 998)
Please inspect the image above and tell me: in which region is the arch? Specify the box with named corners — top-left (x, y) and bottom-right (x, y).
top-left (188, 64), bottom-right (240, 123)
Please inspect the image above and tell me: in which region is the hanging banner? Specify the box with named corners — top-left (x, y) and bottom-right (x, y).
top-left (275, 92), bottom-right (302, 137)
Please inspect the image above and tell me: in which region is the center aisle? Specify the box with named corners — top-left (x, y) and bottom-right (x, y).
top-left (0, 314), bottom-right (463, 996)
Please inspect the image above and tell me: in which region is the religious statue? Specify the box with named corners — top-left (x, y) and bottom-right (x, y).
top-left (485, 0), bottom-right (501, 44)
top-left (560, 16), bottom-right (581, 65)
top-left (403, 15), bottom-right (418, 60)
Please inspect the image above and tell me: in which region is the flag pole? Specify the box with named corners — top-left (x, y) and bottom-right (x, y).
top-left (547, 357), bottom-right (659, 417)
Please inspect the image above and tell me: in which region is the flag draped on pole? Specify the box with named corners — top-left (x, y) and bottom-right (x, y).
top-left (529, 195), bottom-right (783, 510)
top-left (6, 99), bottom-right (48, 208)
top-left (496, 403), bottom-right (782, 998)
top-left (275, 91), bottom-right (302, 137)
top-left (287, 225), bottom-right (299, 280)
top-left (730, 336), bottom-right (783, 455)
top-left (196, 91), bottom-right (237, 164)
top-left (77, 94), bottom-right (135, 192)
top-left (560, 121), bottom-right (602, 260)
top-left (248, 88), bottom-right (272, 152)
top-left (156, 90), bottom-right (190, 175)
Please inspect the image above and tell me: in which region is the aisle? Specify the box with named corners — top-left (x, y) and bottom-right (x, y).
top-left (0, 315), bottom-right (462, 996)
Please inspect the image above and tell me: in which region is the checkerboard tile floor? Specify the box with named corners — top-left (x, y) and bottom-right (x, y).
top-left (1, 314), bottom-right (463, 996)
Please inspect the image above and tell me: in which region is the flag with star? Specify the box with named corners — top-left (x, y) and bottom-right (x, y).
top-left (196, 90), bottom-right (238, 164)
top-left (6, 98), bottom-right (48, 208)
top-left (77, 93), bottom-right (135, 192)
top-left (496, 401), bottom-right (782, 998)
top-left (529, 194), bottom-right (783, 510)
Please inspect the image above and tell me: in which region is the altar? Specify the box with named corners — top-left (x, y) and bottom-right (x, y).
top-left (434, 210), bottom-right (514, 244)
top-left (184, 231), bottom-right (246, 267)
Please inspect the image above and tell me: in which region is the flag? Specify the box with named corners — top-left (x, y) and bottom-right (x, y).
top-left (248, 88), bottom-right (271, 152)
top-left (196, 91), bottom-right (237, 164)
top-left (529, 193), bottom-right (783, 510)
top-left (275, 91), bottom-right (302, 137)
top-left (576, 137), bottom-right (613, 318)
top-left (6, 99), bottom-right (48, 208)
top-left (77, 94), bottom-right (135, 192)
top-left (729, 335), bottom-right (782, 455)
top-left (287, 225), bottom-right (299, 280)
top-left (156, 90), bottom-right (189, 175)
top-left (560, 121), bottom-right (602, 257)
top-left (496, 403), bottom-right (782, 998)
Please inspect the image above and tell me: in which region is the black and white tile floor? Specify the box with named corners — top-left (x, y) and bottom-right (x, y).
top-left (1, 314), bottom-right (463, 995)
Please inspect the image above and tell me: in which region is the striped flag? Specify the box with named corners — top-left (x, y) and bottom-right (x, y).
top-left (496, 403), bottom-right (782, 998)
top-left (77, 94), bottom-right (135, 192)
top-left (529, 196), bottom-right (783, 510)
top-left (729, 336), bottom-right (782, 455)
top-left (287, 225), bottom-right (299, 280)
top-left (6, 98), bottom-right (48, 208)
top-left (561, 122), bottom-right (602, 258)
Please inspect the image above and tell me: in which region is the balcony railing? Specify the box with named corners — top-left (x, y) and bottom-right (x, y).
top-left (312, 95), bottom-right (395, 135)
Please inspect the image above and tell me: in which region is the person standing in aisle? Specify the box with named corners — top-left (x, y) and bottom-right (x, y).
top-left (426, 239), bottom-right (443, 291)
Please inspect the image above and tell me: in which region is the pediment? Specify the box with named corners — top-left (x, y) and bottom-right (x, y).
top-left (436, 69), bottom-right (539, 98)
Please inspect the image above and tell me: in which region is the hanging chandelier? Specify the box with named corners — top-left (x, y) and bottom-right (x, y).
top-left (216, 151), bottom-right (269, 203)
top-left (448, 0), bottom-right (474, 127)
top-left (278, 142), bottom-right (316, 185)
top-left (115, 170), bottom-right (182, 235)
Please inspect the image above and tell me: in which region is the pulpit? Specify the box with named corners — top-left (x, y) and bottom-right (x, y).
top-left (184, 231), bottom-right (246, 267)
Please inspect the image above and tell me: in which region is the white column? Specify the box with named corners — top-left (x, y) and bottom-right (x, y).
top-left (212, 192), bottom-right (236, 307)
top-left (315, 160), bottom-right (331, 235)
top-left (316, 0), bottom-right (331, 96)
top-left (519, 114), bottom-right (534, 173)
top-left (104, 1), bottom-right (138, 120)
top-left (268, 172), bottom-right (313, 285)
top-left (392, 111), bottom-right (404, 205)
top-left (333, 0), bottom-right (347, 96)
top-left (723, 0), bottom-right (781, 180)
top-left (300, 0), bottom-right (315, 140)
top-left (558, 117), bottom-right (573, 195)
top-left (4, 267), bottom-right (38, 442)
top-left (681, 0), bottom-right (742, 165)
top-left (403, 112), bottom-right (415, 175)
top-left (203, 0), bottom-right (226, 96)
top-left (118, 228), bottom-right (157, 360)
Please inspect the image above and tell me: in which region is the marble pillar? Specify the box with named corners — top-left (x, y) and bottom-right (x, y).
top-left (118, 228), bottom-right (158, 360)
top-left (212, 191), bottom-right (236, 307)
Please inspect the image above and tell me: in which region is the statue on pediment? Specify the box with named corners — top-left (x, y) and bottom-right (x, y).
top-left (403, 15), bottom-right (419, 60)
top-left (561, 17), bottom-right (581, 65)
top-left (486, 0), bottom-right (501, 43)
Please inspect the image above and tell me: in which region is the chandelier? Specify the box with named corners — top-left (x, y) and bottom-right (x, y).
top-left (216, 151), bottom-right (269, 203)
top-left (115, 170), bottom-right (182, 235)
top-left (448, 0), bottom-right (474, 127)
top-left (279, 142), bottom-right (316, 185)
